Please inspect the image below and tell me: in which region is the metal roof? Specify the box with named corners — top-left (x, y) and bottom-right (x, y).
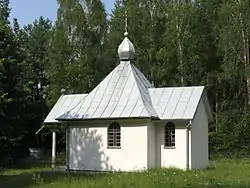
top-left (44, 66), bottom-right (213, 123)
top-left (56, 61), bottom-right (158, 121)
top-left (44, 69), bottom-right (213, 123)
top-left (44, 85), bottom-right (213, 123)
top-left (44, 94), bottom-right (87, 123)
top-left (149, 86), bottom-right (210, 120)
top-left (45, 85), bottom-right (212, 123)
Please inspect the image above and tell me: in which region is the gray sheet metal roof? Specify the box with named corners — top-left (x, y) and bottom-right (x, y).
top-left (56, 61), bottom-right (158, 120)
top-left (44, 77), bottom-right (212, 123)
top-left (45, 85), bottom-right (212, 123)
top-left (149, 86), bottom-right (208, 120)
top-left (44, 94), bottom-right (87, 123)
top-left (44, 67), bottom-right (213, 123)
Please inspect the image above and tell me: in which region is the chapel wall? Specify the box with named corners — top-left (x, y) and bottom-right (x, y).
top-left (190, 99), bottom-right (209, 169)
top-left (155, 121), bottom-right (189, 170)
top-left (68, 119), bottom-right (148, 172)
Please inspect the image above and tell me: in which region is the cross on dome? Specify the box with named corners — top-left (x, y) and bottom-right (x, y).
top-left (117, 9), bottom-right (135, 61)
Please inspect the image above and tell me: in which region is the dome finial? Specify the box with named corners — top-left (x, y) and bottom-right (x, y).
top-left (117, 8), bottom-right (135, 61)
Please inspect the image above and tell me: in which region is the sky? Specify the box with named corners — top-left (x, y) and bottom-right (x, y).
top-left (9, 0), bottom-right (115, 26)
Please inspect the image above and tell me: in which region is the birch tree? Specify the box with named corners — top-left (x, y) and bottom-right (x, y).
top-left (216, 0), bottom-right (250, 109)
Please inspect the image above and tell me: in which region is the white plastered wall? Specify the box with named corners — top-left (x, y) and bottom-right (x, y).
top-left (68, 119), bottom-right (148, 172)
top-left (147, 120), bottom-right (155, 169)
top-left (155, 120), bottom-right (189, 170)
top-left (190, 99), bottom-right (209, 169)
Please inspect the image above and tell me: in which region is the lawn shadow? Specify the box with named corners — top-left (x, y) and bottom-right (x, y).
top-left (0, 170), bottom-right (109, 188)
top-left (0, 123), bottom-right (114, 188)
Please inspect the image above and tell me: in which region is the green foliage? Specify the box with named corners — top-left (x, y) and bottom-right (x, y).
top-left (18, 17), bottom-right (53, 151)
top-left (0, 1), bottom-right (28, 155)
top-left (0, 1), bottom-right (53, 159)
top-left (46, 0), bottom-right (108, 107)
top-left (0, 0), bottom-right (10, 23)
top-left (210, 110), bottom-right (250, 157)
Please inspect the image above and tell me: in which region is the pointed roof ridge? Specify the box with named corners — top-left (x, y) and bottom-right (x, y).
top-left (56, 61), bottom-right (159, 120)
top-left (130, 63), bottom-right (158, 117)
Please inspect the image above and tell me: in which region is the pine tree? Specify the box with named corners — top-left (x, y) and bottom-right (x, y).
top-left (0, 0), bottom-right (27, 155)
top-left (0, 0), bottom-right (10, 24)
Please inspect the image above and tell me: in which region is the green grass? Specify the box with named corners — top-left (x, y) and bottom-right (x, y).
top-left (1, 159), bottom-right (250, 188)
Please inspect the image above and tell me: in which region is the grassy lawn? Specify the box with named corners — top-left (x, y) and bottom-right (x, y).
top-left (1, 159), bottom-right (250, 188)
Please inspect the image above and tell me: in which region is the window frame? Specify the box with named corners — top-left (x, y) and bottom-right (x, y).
top-left (107, 122), bottom-right (121, 149)
top-left (164, 122), bottom-right (175, 149)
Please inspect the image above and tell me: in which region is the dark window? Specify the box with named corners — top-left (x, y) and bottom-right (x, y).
top-left (108, 122), bottom-right (121, 148)
top-left (165, 122), bottom-right (175, 147)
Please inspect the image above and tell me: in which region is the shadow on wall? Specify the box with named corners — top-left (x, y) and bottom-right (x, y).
top-left (70, 127), bottom-right (114, 171)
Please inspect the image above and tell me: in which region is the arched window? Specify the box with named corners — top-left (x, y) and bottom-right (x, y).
top-left (108, 122), bottom-right (121, 148)
top-left (165, 122), bottom-right (175, 147)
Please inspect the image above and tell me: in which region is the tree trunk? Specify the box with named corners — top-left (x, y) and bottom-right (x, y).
top-left (176, 14), bottom-right (184, 86)
top-left (238, 5), bottom-right (250, 107)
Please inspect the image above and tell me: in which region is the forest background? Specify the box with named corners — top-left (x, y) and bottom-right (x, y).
top-left (0, 0), bottom-right (250, 160)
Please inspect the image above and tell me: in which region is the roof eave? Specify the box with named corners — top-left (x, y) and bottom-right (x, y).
top-left (43, 121), bottom-right (61, 125)
top-left (56, 116), bottom-right (160, 122)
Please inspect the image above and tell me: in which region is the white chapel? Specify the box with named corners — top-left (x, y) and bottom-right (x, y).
top-left (44, 27), bottom-right (213, 172)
